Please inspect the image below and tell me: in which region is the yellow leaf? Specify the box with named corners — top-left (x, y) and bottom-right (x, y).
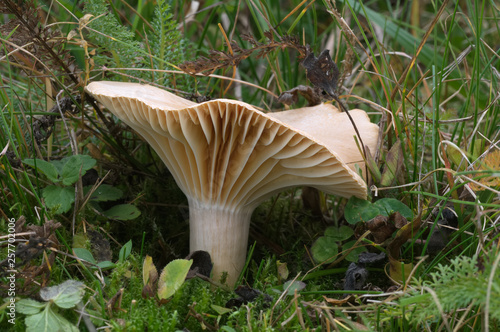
top-left (469, 150), bottom-right (500, 191)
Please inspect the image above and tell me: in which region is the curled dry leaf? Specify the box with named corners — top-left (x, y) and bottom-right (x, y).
top-left (366, 212), bottom-right (408, 244)
top-left (278, 85), bottom-right (321, 106)
top-left (301, 50), bottom-right (340, 99)
top-left (323, 295), bottom-right (354, 306)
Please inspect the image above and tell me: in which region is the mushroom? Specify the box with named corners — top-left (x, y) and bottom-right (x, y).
top-left (85, 81), bottom-right (378, 287)
top-left (269, 103), bottom-right (379, 178)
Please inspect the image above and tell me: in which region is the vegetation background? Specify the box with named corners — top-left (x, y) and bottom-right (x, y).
top-left (0, 0), bottom-right (499, 330)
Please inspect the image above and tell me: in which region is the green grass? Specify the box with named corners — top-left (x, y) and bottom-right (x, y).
top-left (1, 0), bottom-right (499, 330)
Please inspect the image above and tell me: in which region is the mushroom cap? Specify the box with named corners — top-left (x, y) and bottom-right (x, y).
top-left (85, 81), bottom-right (370, 210)
top-left (269, 103), bottom-right (379, 176)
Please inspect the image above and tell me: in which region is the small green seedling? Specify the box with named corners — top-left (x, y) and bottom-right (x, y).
top-left (24, 155), bottom-right (95, 213)
top-left (24, 155), bottom-right (140, 219)
top-left (16, 280), bottom-right (85, 332)
top-left (311, 225), bottom-right (363, 264)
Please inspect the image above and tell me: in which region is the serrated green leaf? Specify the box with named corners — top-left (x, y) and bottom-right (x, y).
top-left (61, 155), bottom-right (96, 186)
top-left (42, 186), bottom-right (75, 214)
top-left (324, 226), bottom-right (354, 241)
top-left (344, 196), bottom-right (379, 224)
top-left (23, 159), bottom-right (60, 183)
top-left (119, 240), bottom-right (132, 263)
top-left (103, 204), bottom-right (141, 220)
top-left (158, 259), bottom-right (193, 300)
top-left (39, 280), bottom-right (85, 309)
top-left (374, 198), bottom-right (413, 220)
top-left (50, 159), bottom-right (65, 175)
top-left (84, 184), bottom-right (123, 202)
top-left (25, 305), bottom-right (79, 332)
top-left (73, 248), bottom-right (97, 265)
top-left (16, 299), bottom-right (47, 315)
top-left (311, 237), bottom-right (338, 264)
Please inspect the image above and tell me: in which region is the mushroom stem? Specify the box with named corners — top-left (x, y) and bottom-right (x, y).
top-left (188, 199), bottom-right (253, 287)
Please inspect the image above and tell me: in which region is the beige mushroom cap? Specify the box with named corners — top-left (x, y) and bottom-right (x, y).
top-left (85, 81), bottom-right (369, 208)
top-left (269, 103), bottom-right (379, 177)
top-left (85, 81), bottom-right (378, 286)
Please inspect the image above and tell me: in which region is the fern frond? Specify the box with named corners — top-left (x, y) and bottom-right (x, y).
top-left (399, 253), bottom-right (500, 326)
top-left (84, 0), bottom-right (143, 75)
top-left (84, 0), bottom-right (192, 91)
top-left (148, 0), bottom-right (191, 88)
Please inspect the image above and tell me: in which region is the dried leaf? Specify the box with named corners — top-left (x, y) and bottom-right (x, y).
top-left (366, 215), bottom-right (395, 244)
top-left (301, 49), bottom-right (340, 99)
top-left (323, 295), bottom-right (354, 305)
top-left (142, 255), bottom-right (158, 286)
top-left (278, 85), bottom-right (321, 106)
top-left (179, 32), bottom-right (308, 75)
top-left (388, 258), bottom-right (413, 284)
top-left (469, 150), bottom-right (500, 191)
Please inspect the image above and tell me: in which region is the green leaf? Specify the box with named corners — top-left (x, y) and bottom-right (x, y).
top-left (61, 155), bottom-right (96, 186)
top-left (283, 280), bottom-right (306, 295)
top-left (25, 305), bottom-right (79, 332)
top-left (374, 198), bottom-right (413, 220)
top-left (73, 248), bottom-right (97, 265)
top-left (50, 159), bottom-right (65, 175)
top-left (16, 299), bottom-right (47, 315)
top-left (211, 304), bottom-right (233, 316)
top-left (343, 240), bottom-right (368, 262)
top-left (324, 226), bottom-right (354, 241)
top-left (23, 159), bottom-right (60, 183)
top-left (157, 259), bottom-right (193, 300)
top-left (311, 237), bottom-right (338, 264)
top-left (84, 184), bottom-right (123, 202)
top-left (380, 140), bottom-right (403, 186)
top-left (119, 240), bottom-right (133, 263)
top-left (42, 186), bottom-right (75, 214)
top-left (220, 327), bottom-right (237, 332)
top-left (39, 280), bottom-right (85, 309)
top-left (364, 147), bottom-right (381, 183)
top-left (344, 196), bottom-right (379, 224)
top-left (97, 261), bottom-right (116, 270)
top-left (103, 204), bottom-right (141, 220)
top-left (72, 233), bottom-right (87, 249)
